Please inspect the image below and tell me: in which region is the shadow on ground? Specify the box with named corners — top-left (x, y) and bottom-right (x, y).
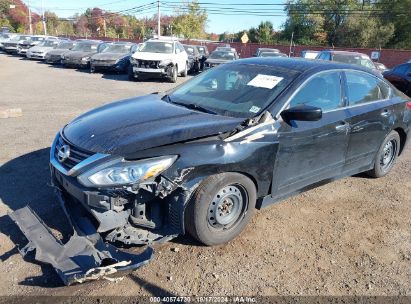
top-left (0, 148), bottom-right (69, 287)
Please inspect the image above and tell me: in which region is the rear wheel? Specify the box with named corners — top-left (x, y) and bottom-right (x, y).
top-left (367, 130), bottom-right (400, 178)
top-left (185, 172), bottom-right (256, 246)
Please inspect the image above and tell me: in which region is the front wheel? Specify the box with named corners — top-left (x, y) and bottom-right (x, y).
top-left (367, 130), bottom-right (400, 178)
top-left (185, 172), bottom-right (256, 246)
top-left (169, 65), bottom-right (178, 83)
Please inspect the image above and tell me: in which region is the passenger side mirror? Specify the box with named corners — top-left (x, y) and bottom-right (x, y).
top-left (280, 105), bottom-right (322, 122)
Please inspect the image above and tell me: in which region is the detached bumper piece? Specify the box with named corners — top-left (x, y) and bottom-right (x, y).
top-left (9, 206), bottom-right (154, 285)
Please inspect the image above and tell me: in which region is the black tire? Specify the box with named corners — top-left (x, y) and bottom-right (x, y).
top-left (185, 172), bottom-right (256, 246)
top-left (181, 62), bottom-right (188, 77)
top-left (169, 65), bottom-right (178, 83)
top-left (367, 130), bottom-right (400, 178)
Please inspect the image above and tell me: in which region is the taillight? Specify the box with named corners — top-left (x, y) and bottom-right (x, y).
top-left (407, 102), bottom-right (411, 110)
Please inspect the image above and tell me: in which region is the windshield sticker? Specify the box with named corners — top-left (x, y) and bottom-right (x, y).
top-left (247, 74), bottom-right (283, 89)
top-left (249, 106), bottom-right (261, 113)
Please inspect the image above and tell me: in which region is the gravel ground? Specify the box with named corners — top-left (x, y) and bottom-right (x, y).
top-left (0, 54), bottom-right (410, 297)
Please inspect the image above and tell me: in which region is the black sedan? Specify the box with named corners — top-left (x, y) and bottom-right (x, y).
top-left (90, 42), bottom-right (138, 74)
top-left (10, 58), bottom-right (411, 284)
top-left (61, 40), bottom-right (105, 69)
top-left (203, 50), bottom-right (237, 69)
top-left (183, 44), bottom-right (202, 73)
top-left (383, 63), bottom-right (411, 97)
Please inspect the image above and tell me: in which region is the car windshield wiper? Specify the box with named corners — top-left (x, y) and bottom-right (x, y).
top-left (163, 95), bottom-right (217, 115)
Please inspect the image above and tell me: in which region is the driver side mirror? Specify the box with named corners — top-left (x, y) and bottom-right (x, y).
top-left (281, 105), bottom-right (322, 122)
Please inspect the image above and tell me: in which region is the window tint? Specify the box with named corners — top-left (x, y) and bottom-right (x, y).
top-left (345, 71), bottom-right (383, 105)
top-left (290, 72), bottom-right (342, 111)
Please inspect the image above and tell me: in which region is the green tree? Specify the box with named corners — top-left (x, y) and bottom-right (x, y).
top-left (255, 21), bottom-right (274, 44)
top-left (377, 0), bottom-right (411, 48)
top-left (172, 0), bottom-right (207, 39)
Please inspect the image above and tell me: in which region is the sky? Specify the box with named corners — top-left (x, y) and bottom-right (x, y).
top-left (25, 0), bottom-right (288, 34)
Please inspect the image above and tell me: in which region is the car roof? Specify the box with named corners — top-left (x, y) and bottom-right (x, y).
top-left (231, 57), bottom-right (378, 75)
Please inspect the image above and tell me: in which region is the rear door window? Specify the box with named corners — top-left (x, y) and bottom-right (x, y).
top-left (345, 71), bottom-right (384, 105)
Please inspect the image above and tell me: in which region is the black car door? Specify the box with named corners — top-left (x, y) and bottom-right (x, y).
top-left (271, 70), bottom-right (350, 199)
top-left (343, 70), bottom-right (394, 173)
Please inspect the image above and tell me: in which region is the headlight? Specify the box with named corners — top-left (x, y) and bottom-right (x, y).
top-left (130, 57), bottom-right (138, 66)
top-left (81, 56), bottom-right (90, 62)
top-left (78, 155), bottom-right (178, 187)
top-left (159, 59), bottom-right (172, 67)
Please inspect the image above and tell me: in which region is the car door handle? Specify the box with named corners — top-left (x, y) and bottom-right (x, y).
top-left (381, 109), bottom-right (390, 117)
top-left (335, 122), bottom-right (349, 132)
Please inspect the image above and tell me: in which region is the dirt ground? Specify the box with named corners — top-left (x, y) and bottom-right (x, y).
top-left (0, 54), bottom-right (410, 297)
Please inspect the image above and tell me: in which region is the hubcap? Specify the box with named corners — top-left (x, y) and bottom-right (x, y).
top-left (207, 185), bottom-right (246, 229)
top-left (380, 140), bottom-right (396, 170)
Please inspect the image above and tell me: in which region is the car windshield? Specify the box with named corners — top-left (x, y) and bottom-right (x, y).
top-left (168, 63), bottom-right (298, 118)
top-left (56, 42), bottom-right (74, 49)
top-left (197, 46), bottom-right (206, 54)
top-left (260, 52), bottom-right (284, 57)
top-left (139, 41), bottom-right (173, 54)
top-left (102, 44), bottom-right (131, 53)
top-left (43, 40), bottom-right (57, 47)
top-left (333, 54), bottom-right (375, 69)
top-left (11, 35), bottom-right (29, 41)
top-left (71, 43), bottom-right (98, 52)
top-left (184, 46), bottom-right (195, 55)
top-left (209, 51), bottom-right (235, 60)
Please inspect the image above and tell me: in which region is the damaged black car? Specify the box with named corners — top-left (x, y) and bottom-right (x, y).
top-left (11, 58), bottom-right (411, 284)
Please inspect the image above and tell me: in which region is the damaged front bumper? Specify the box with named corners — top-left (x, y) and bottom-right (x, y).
top-left (9, 192), bottom-right (154, 285)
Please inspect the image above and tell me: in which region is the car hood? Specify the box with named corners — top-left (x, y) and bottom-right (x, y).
top-left (47, 49), bottom-right (69, 56)
top-left (91, 52), bottom-right (128, 61)
top-left (29, 45), bottom-right (54, 52)
top-left (132, 52), bottom-right (178, 61)
top-left (64, 50), bottom-right (97, 59)
top-left (62, 94), bottom-right (243, 155)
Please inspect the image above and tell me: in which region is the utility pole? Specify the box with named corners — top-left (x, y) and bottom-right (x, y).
top-left (289, 31), bottom-right (294, 57)
top-left (157, 0), bottom-right (160, 37)
top-left (28, 0), bottom-right (33, 34)
top-left (103, 18), bottom-right (107, 37)
top-left (41, 0), bottom-right (47, 35)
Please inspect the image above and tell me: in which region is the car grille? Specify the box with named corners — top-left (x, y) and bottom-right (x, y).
top-left (94, 59), bottom-right (115, 66)
top-left (54, 135), bottom-right (93, 171)
top-left (48, 54), bottom-right (62, 61)
top-left (138, 60), bottom-right (160, 69)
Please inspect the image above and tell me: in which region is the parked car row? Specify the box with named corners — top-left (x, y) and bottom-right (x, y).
top-left (0, 34), bottom-right (215, 83)
top-left (2, 33), bottom-right (410, 95)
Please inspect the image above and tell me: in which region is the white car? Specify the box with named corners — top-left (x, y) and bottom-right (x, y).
top-left (129, 37), bottom-right (188, 83)
top-left (17, 35), bottom-right (58, 55)
top-left (26, 39), bottom-right (60, 60)
top-left (0, 33), bottom-right (18, 51)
